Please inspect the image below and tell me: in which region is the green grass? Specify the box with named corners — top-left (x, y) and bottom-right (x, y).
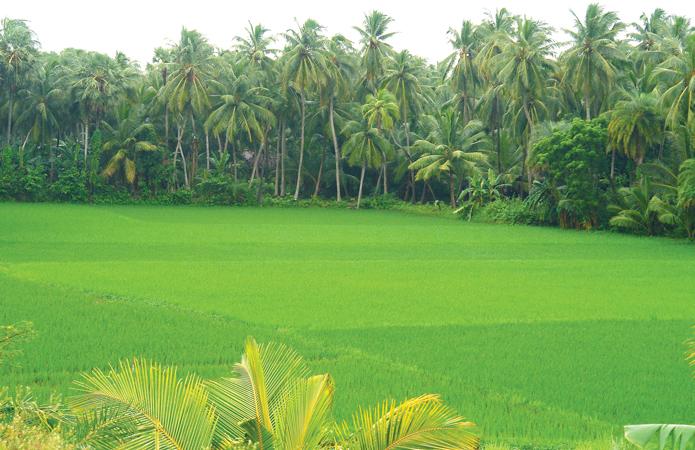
top-left (1, 203), bottom-right (694, 447)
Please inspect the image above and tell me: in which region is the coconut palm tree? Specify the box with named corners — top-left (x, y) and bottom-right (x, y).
top-left (443, 21), bottom-right (481, 122)
top-left (163, 28), bottom-right (214, 188)
top-left (354, 10), bottom-right (395, 93)
top-left (283, 19), bottom-right (327, 200)
top-left (69, 51), bottom-right (138, 169)
top-left (609, 177), bottom-right (661, 235)
top-left (205, 69), bottom-right (275, 184)
top-left (362, 88), bottom-right (399, 194)
top-left (16, 61), bottom-right (63, 167)
top-left (234, 22), bottom-right (275, 72)
top-left (608, 92), bottom-right (662, 167)
top-left (410, 110), bottom-right (489, 207)
top-left (0, 18), bottom-right (38, 145)
top-left (71, 337), bottom-right (479, 449)
top-left (493, 17), bottom-right (554, 186)
top-left (100, 104), bottom-right (158, 187)
top-left (654, 34), bottom-right (695, 159)
top-left (320, 34), bottom-right (355, 201)
top-left (383, 50), bottom-right (427, 200)
top-left (562, 3), bottom-right (625, 120)
top-left (342, 120), bottom-right (390, 208)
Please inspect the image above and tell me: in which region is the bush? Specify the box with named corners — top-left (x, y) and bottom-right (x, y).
top-left (477, 198), bottom-right (540, 225)
top-left (49, 168), bottom-right (87, 203)
top-left (360, 193), bottom-right (400, 209)
top-left (192, 176), bottom-right (254, 206)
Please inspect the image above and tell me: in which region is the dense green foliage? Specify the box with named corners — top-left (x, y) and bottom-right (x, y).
top-left (1, 7), bottom-right (695, 237)
top-left (1, 204), bottom-right (695, 447)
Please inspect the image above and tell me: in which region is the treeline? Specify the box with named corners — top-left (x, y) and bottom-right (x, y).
top-left (1, 6), bottom-right (695, 236)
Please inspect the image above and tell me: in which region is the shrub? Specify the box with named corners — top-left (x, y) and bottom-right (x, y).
top-left (193, 176), bottom-right (254, 206)
top-left (477, 198), bottom-right (539, 225)
top-left (49, 168), bottom-right (87, 203)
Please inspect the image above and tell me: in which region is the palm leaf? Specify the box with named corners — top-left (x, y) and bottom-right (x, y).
top-left (206, 337), bottom-right (309, 445)
top-left (625, 424), bottom-right (695, 449)
top-left (339, 394), bottom-right (478, 450)
top-left (274, 374), bottom-right (335, 450)
top-left (71, 358), bottom-right (215, 450)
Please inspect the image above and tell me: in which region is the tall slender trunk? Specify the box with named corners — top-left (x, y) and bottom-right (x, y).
top-left (83, 121), bottom-right (89, 170)
top-left (357, 162), bottom-right (366, 209)
top-left (280, 122), bottom-right (286, 196)
top-left (404, 120), bottom-right (417, 204)
top-left (294, 91), bottom-right (306, 200)
top-left (274, 125), bottom-right (281, 196)
top-left (249, 134), bottom-right (266, 185)
top-left (374, 166), bottom-right (383, 194)
top-left (50, 138), bottom-right (57, 182)
top-left (233, 140), bottom-right (239, 182)
top-left (189, 112), bottom-right (198, 183)
top-left (420, 181), bottom-right (428, 203)
top-left (174, 118), bottom-right (189, 188)
top-left (521, 100), bottom-right (533, 190)
top-left (164, 108), bottom-right (169, 153)
top-left (6, 89), bottom-right (13, 145)
top-left (18, 129), bottom-right (31, 169)
top-left (495, 97), bottom-right (502, 174)
top-left (313, 146), bottom-right (325, 197)
top-left (329, 99), bottom-right (342, 201)
top-left (610, 148), bottom-right (616, 181)
top-left (584, 88), bottom-right (591, 121)
top-left (449, 171), bottom-right (456, 208)
top-left (205, 131), bottom-right (210, 171)
top-left (382, 158), bottom-right (388, 194)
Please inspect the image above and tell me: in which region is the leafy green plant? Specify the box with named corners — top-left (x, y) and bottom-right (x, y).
top-left (71, 337), bottom-right (478, 449)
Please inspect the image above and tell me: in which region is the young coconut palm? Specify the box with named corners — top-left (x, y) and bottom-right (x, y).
top-left (342, 120), bottom-right (391, 208)
top-left (71, 337), bottom-right (478, 449)
top-left (410, 110), bottom-right (489, 208)
top-left (101, 104), bottom-right (158, 187)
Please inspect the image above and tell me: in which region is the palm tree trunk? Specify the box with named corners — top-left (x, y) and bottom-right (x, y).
top-left (164, 108), bottom-right (169, 153)
top-left (610, 148), bottom-right (616, 181)
top-left (250, 135), bottom-right (266, 185)
top-left (584, 88), bottom-right (591, 121)
top-left (83, 121), bottom-right (89, 170)
top-left (274, 126), bottom-right (281, 196)
top-left (403, 120), bottom-right (417, 204)
top-left (521, 101), bottom-right (534, 191)
top-left (357, 162), bottom-right (366, 209)
top-left (293, 91), bottom-right (306, 200)
top-left (174, 118), bottom-right (189, 188)
top-left (449, 171), bottom-right (456, 208)
top-left (233, 140), bottom-right (239, 182)
top-left (329, 98), bottom-right (342, 201)
top-left (280, 121), bottom-right (286, 196)
top-left (313, 146), bottom-right (325, 197)
top-left (205, 131), bottom-right (210, 171)
top-left (375, 166), bottom-right (383, 194)
top-left (6, 89), bottom-right (13, 145)
top-left (383, 159), bottom-right (388, 194)
top-left (18, 129), bottom-right (31, 169)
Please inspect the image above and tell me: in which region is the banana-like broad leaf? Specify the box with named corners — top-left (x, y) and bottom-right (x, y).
top-left (206, 337), bottom-right (309, 445)
top-left (71, 358), bottom-right (215, 450)
top-left (339, 394), bottom-right (478, 450)
top-left (124, 158), bottom-right (136, 185)
top-left (625, 424), bottom-right (695, 449)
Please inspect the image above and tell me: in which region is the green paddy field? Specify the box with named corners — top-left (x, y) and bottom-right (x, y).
top-left (1, 203), bottom-right (694, 446)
